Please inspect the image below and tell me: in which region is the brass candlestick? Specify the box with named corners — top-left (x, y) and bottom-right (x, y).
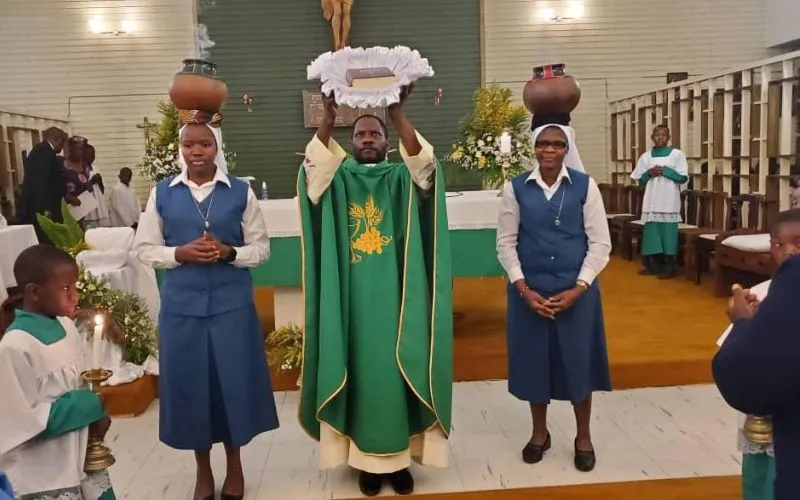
top-left (81, 368), bottom-right (115, 471)
top-left (743, 414), bottom-right (773, 445)
top-left (498, 156), bottom-right (511, 197)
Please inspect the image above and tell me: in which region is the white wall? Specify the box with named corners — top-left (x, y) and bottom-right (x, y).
top-left (765, 0), bottom-right (800, 48)
top-left (484, 0), bottom-right (780, 181)
top-left (0, 0), bottom-right (196, 198)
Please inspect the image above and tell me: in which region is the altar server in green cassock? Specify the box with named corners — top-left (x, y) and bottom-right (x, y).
top-left (0, 245), bottom-right (115, 500)
top-left (630, 125), bottom-right (689, 279)
top-left (297, 85), bottom-right (453, 497)
top-left (497, 124), bottom-right (612, 472)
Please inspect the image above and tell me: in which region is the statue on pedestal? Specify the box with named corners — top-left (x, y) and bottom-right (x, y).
top-left (322, 0), bottom-right (354, 50)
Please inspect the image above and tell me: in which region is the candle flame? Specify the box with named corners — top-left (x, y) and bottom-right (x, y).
top-left (94, 314), bottom-right (104, 326)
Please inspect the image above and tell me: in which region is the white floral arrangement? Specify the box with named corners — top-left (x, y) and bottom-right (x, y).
top-left (307, 45), bottom-right (434, 108)
top-left (137, 140), bottom-right (238, 184)
top-left (448, 131), bottom-right (533, 188)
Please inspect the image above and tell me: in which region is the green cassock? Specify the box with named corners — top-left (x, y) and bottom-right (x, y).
top-left (297, 157), bottom-right (453, 455)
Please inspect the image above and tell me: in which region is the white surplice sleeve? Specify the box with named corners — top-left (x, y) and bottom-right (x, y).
top-left (303, 135), bottom-right (347, 205)
top-left (630, 153), bottom-right (649, 181)
top-left (578, 178), bottom-right (612, 284)
top-left (496, 182), bottom-right (524, 283)
top-left (231, 187), bottom-right (270, 268)
top-left (0, 340), bottom-right (51, 454)
top-left (400, 131), bottom-right (436, 191)
top-left (133, 188), bottom-right (180, 269)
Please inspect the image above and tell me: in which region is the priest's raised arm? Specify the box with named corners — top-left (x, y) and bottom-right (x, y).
top-left (302, 87), bottom-right (436, 204)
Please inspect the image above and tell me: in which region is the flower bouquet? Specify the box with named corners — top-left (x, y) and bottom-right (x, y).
top-left (447, 85), bottom-right (532, 188)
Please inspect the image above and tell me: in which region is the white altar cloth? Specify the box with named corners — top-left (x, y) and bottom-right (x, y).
top-left (258, 190), bottom-right (501, 238)
top-left (0, 225), bottom-right (39, 301)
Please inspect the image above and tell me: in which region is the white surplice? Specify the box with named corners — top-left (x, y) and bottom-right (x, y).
top-left (630, 149), bottom-right (688, 223)
top-left (0, 318), bottom-right (91, 497)
top-left (108, 182), bottom-right (142, 228)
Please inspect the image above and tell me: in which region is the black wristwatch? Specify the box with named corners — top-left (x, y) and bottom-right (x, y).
top-left (221, 246), bottom-right (237, 263)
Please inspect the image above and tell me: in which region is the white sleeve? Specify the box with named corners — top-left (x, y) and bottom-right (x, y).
top-left (231, 187), bottom-right (270, 268)
top-left (577, 178), bottom-right (612, 284)
top-left (133, 187), bottom-right (180, 269)
top-left (496, 182), bottom-right (524, 283)
top-left (304, 135), bottom-right (346, 204)
top-left (0, 340), bottom-right (51, 454)
top-left (400, 131), bottom-right (437, 191)
top-left (631, 154), bottom-right (649, 181)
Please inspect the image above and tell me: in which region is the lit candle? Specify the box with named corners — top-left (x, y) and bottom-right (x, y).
top-left (499, 132), bottom-right (512, 155)
top-left (92, 314), bottom-right (103, 370)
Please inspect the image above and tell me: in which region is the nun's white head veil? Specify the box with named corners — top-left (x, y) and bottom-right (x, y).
top-left (531, 123), bottom-right (585, 173)
top-left (177, 109), bottom-right (228, 174)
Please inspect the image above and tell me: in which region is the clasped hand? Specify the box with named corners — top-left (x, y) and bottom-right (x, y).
top-left (522, 287), bottom-right (584, 319)
top-left (650, 165), bottom-right (663, 176)
top-left (176, 232), bottom-right (232, 264)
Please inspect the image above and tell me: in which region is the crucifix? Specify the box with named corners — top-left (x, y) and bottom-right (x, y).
top-left (322, 0), bottom-right (354, 50)
top-left (136, 117), bottom-right (159, 151)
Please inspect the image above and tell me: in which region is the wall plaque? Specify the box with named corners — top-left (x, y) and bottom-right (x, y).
top-left (302, 90), bottom-right (385, 128)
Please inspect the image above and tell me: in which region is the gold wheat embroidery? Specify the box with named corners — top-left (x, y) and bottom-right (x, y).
top-left (348, 195), bottom-right (392, 263)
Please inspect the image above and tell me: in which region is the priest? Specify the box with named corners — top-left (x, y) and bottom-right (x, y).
top-left (297, 85), bottom-right (452, 497)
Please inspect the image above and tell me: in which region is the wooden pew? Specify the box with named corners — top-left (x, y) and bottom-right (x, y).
top-left (713, 194), bottom-right (775, 296)
top-left (682, 190), bottom-right (728, 283)
top-left (612, 186), bottom-right (644, 259)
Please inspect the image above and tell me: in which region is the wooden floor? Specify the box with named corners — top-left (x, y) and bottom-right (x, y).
top-left (371, 476), bottom-right (740, 500)
top-left (255, 257), bottom-right (729, 390)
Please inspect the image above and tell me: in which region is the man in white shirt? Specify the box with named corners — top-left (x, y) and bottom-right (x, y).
top-left (108, 167), bottom-right (141, 228)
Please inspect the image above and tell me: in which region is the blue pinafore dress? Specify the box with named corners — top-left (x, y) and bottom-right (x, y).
top-left (155, 175), bottom-right (279, 449)
top-left (506, 169), bottom-right (612, 404)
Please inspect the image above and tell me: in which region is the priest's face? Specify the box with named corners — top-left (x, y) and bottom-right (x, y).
top-left (351, 116), bottom-right (389, 164)
top-left (181, 124), bottom-right (217, 174)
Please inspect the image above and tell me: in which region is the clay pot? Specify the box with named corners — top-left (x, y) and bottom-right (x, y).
top-left (522, 64), bottom-right (581, 115)
top-left (168, 59), bottom-right (229, 112)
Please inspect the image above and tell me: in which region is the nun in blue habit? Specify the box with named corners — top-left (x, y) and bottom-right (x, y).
top-left (496, 123), bottom-right (612, 473)
top-left (134, 109), bottom-right (278, 500)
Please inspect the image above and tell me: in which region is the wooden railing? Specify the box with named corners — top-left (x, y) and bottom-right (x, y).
top-left (608, 50), bottom-right (800, 225)
top-left (0, 111), bottom-right (70, 217)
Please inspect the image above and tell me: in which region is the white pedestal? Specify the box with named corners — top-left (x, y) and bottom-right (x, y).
top-left (274, 286), bottom-right (304, 329)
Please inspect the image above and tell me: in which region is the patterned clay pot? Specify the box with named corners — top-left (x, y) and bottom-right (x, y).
top-left (168, 59), bottom-right (229, 112)
top-left (522, 64), bottom-right (581, 115)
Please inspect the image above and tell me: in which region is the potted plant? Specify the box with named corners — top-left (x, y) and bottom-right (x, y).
top-left (266, 323), bottom-right (303, 391)
top-left (447, 84), bottom-right (532, 189)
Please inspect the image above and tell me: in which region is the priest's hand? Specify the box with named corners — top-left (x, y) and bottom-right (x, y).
top-left (176, 236), bottom-right (219, 264)
top-left (321, 90), bottom-right (338, 125)
top-left (89, 415), bottom-right (111, 441)
top-left (548, 286), bottom-right (584, 313)
top-left (388, 84), bottom-right (414, 118)
top-left (727, 284), bottom-right (755, 321)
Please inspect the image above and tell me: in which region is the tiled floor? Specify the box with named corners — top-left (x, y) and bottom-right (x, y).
top-left (106, 382), bottom-right (741, 499)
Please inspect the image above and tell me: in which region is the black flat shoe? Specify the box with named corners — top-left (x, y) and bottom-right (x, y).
top-left (522, 432), bottom-right (551, 464)
top-left (574, 439), bottom-right (596, 472)
top-left (358, 470), bottom-right (383, 497)
top-left (389, 468), bottom-right (414, 495)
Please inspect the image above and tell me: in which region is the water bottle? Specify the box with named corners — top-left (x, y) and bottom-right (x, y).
top-left (261, 181), bottom-right (269, 201)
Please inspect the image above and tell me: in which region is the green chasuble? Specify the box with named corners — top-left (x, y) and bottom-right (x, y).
top-left (297, 158), bottom-right (453, 455)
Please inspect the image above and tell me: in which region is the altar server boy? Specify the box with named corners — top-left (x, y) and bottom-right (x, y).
top-left (630, 125), bottom-right (689, 278)
top-left (0, 245), bottom-right (116, 500)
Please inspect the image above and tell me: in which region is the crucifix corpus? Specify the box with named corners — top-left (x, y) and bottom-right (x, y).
top-left (136, 116), bottom-right (159, 151)
top-left (322, 0), bottom-right (354, 51)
